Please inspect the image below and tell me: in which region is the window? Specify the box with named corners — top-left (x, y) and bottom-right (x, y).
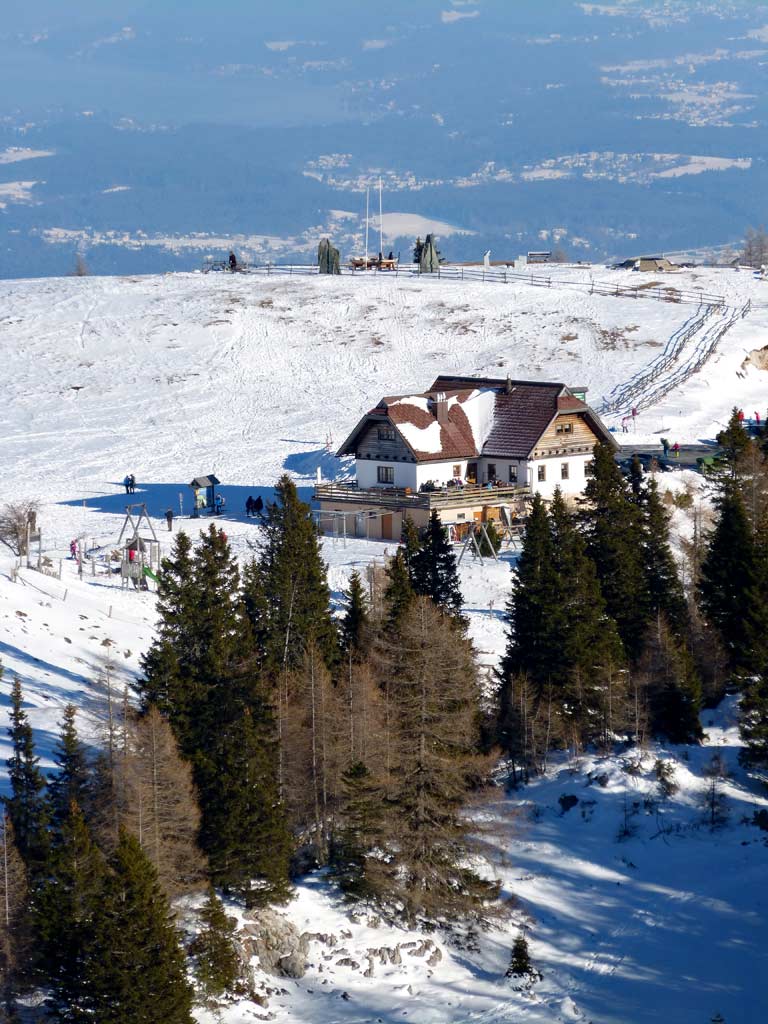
top-left (487, 463), bottom-right (497, 480)
top-left (561, 462), bottom-right (569, 480)
top-left (508, 465), bottom-right (518, 483)
top-left (453, 464), bottom-right (462, 477)
top-left (556, 421), bottom-right (573, 435)
top-left (377, 466), bottom-right (394, 484)
top-left (537, 465), bottom-right (546, 483)
top-left (377, 426), bottom-right (396, 442)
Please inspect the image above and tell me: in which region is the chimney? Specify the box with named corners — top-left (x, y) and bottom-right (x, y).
top-left (505, 376), bottom-right (514, 394)
top-left (434, 391), bottom-right (448, 423)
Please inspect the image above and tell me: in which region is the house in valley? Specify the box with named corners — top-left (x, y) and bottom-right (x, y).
top-left (314, 374), bottom-right (616, 540)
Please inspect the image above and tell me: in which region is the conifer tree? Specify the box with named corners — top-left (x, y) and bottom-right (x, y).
top-left (640, 479), bottom-right (688, 632)
top-left (86, 830), bottom-right (194, 1024)
top-left (478, 518), bottom-right (502, 557)
top-left (383, 549), bottom-right (414, 626)
top-left (699, 482), bottom-right (758, 673)
top-left (716, 408), bottom-right (752, 472)
top-left (249, 475), bottom-right (338, 671)
top-left (330, 761), bottom-right (383, 900)
top-left (581, 443), bottom-right (649, 659)
top-left (340, 571), bottom-right (369, 656)
top-left (500, 494), bottom-right (556, 693)
top-left (47, 705), bottom-right (90, 834)
top-left (410, 510), bottom-right (463, 614)
top-left (199, 696), bottom-right (293, 906)
top-left (372, 598), bottom-right (499, 923)
top-left (121, 706), bottom-right (207, 898)
top-left (506, 934), bottom-right (535, 979)
top-left (636, 617), bottom-right (702, 744)
top-left (33, 802), bottom-right (108, 1023)
top-left (0, 814), bottom-right (27, 1020)
top-left (400, 516), bottom-right (422, 579)
top-left (191, 888), bottom-right (241, 1001)
top-left (4, 677), bottom-right (48, 873)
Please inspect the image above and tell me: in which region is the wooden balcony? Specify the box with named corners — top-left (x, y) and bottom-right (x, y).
top-left (313, 481), bottom-right (530, 511)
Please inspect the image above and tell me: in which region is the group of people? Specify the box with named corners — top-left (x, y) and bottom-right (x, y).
top-left (122, 474), bottom-right (137, 494)
top-left (245, 495), bottom-right (264, 517)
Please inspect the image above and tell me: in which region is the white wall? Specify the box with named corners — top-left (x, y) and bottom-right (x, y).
top-left (355, 458), bottom-right (417, 490)
top-left (415, 460), bottom-right (469, 489)
top-left (527, 454), bottom-right (591, 498)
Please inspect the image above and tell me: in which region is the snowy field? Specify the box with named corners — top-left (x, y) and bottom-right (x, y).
top-left (2, 266), bottom-right (768, 1022)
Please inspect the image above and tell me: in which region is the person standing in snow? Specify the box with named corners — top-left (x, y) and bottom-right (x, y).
top-left (69, 538), bottom-right (78, 559)
top-left (123, 474), bottom-right (131, 495)
top-left (254, 495), bottom-right (264, 515)
top-left (129, 473), bottom-right (136, 494)
top-left (673, 442), bottom-right (680, 458)
top-left (229, 251), bottom-right (238, 273)
top-left (165, 508), bottom-right (174, 532)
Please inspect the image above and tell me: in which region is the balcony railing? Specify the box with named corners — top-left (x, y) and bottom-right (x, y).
top-left (314, 481), bottom-right (530, 510)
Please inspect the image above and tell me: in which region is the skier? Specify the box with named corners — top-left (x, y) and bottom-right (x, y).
top-left (228, 251), bottom-right (238, 273)
top-left (123, 474), bottom-right (131, 495)
top-left (165, 508), bottom-right (174, 532)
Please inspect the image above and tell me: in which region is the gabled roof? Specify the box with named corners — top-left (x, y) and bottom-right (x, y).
top-left (338, 375), bottom-right (616, 463)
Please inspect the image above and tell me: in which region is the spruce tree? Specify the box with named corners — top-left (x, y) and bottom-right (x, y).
top-left (699, 482), bottom-right (758, 673)
top-left (33, 802), bottom-right (108, 1023)
top-left (191, 888), bottom-right (241, 1001)
top-left (500, 493), bottom-right (557, 693)
top-left (478, 518), bottom-right (502, 557)
top-left (249, 476), bottom-right (337, 671)
top-left (198, 698), bottom-right (293, 907)
top-left (506, 934), bottom-right (535, 979)
top-left (581, 443), bottom-right (649, 659)
top-left (85, 830), bottom-right (194, 1024)
top-left (372, 598), bottom-right (499, 923)
top-left (340, 571), bottom-right (369, 656)
top-left (640, 479), bottom-right (688, 632)
top-left (636, 617), bottom-right (702, 744)
top-left (400, 515), bottom-right (422, 579)
top-left (4, 677), bottom-right (48, 872)
top-left (716, 408), bottom-right (752, 472)
top-left (0, 815), bottom-right (27, 1020)
top-left (47, 705), bottom-right (90, 834)
top-left (411, 510), bottom-right (463, 614)
top-left (383, 549), bottom-right (414, 626)
top-left (331, 761), bottom-right (383, 900)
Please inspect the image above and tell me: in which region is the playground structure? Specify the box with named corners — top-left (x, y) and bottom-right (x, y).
top-left (117, 504), bottom-right (160, 589)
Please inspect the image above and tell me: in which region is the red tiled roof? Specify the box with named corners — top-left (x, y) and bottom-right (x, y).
top-left (386, 392), bottom-right (479, 462)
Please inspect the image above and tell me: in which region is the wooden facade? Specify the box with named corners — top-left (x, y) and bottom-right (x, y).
top-left (530, 413), bottom-right (600, 460)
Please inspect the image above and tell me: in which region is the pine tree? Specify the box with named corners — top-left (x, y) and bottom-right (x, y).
top-left (716, 408), bottom-right (752, 472)
top-left (400, 515), bottom-right (422, 579)
top-left (581, 443), bottom-right (649, 659)
top-left (500, 493), bottom-right (557, 692)
top-left (199, 696), bottom-right (293, 906)
top-left (4, 677), bottom-right (48, 873)
top-left (249, 476), bottom-right (338, 671)
top-left (640, 479), bottom-right (688, 632)
top-left (0, 815), bottom-right (27, 1020)
top-left (191, 888), bottom-right (241, 1001)
top-left (411, 510), bottom-right (463, 614)
top-left (636, 617), bottom-right (702, 744)
top-left (33, 802), bottom-right (108, 1023)
top-left (85, 830), bottom-right (194, 1024)
top-left (330, 761), bottom-right (383, 900)
top-left (699, 482), bottom-right (758, 673)
top-left (371, 598), bottom-right (499, 923)
top-left (505, 934), bottom-right (536, 979)
top-left (383, 549), bottom-right (414, 626)
top-left (340, 571), bottom-right (369, 656)
top-left (47, 705), bottom-right (90, 834)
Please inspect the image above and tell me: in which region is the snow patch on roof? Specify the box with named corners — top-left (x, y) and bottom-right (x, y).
top-left (388, 395), bottom-right (431, 413)
top-left (456, 388), bottom-right (497, 450)
top-left (397, 418), bottom-right (444, 454)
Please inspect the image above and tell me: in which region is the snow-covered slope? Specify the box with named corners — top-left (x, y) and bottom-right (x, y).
top-left (2, 267), bottom-right (768, 1022)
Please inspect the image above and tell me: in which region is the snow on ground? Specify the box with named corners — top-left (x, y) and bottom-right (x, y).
top-left (2, 266), bottom-right (768, 1021)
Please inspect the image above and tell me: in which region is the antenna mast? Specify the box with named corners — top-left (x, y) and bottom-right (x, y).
top-left (364, 186), bottom-right (370, 263)
top-left (379, 176), bottom-right (384, 257)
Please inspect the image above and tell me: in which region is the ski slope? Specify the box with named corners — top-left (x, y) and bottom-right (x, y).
top-left (2, 266), bottom-right (768, 1022)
